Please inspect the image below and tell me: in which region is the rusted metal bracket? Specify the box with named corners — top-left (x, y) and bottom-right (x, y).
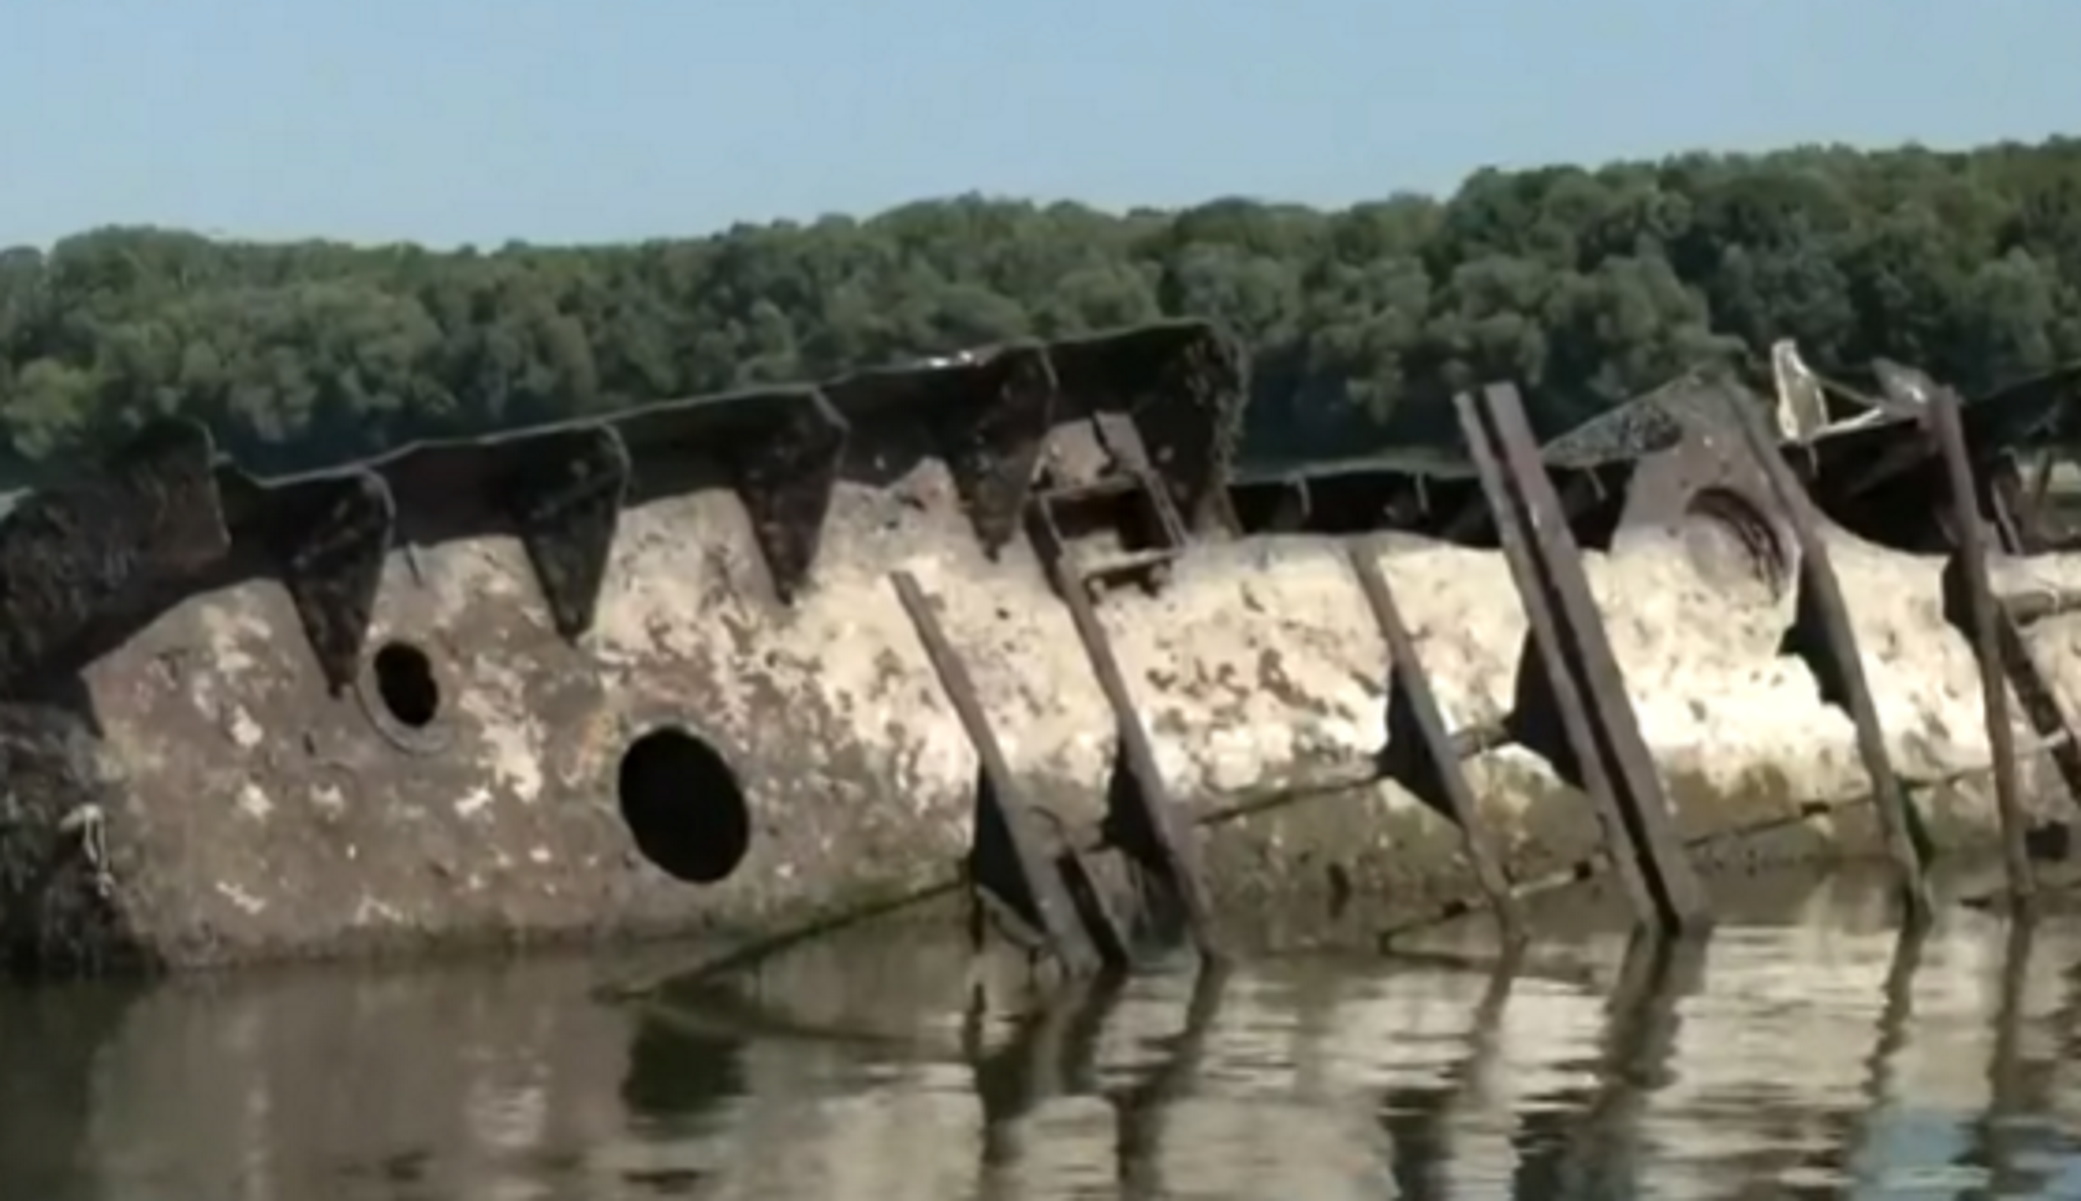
top-left (112, 418), bottom-right (233, 580)
top-left (1343, 538), bottom-right (1522, 936)
top-left (1991, 610), bottom-right (2081, 810)
top-left (1135, 325), bottom-right (1247, 535)
top-left (1979, 467), bottom-right (2081, 812)
top-left (936, 346), bottom-right (1058, 558)
top-left (502, 425), bottom-right (630, 641)
top-left (733, 391), bottom-right (848, 603)
top-left (1926, 392), bottom-right (2034, 900)
top-left (1027, 469), bottom-right (1187, 599)
top-left (1458, 383), bottom-right (1710, 936)
top-left (275, 470), bottom-right (395, 697)
top-left (890, 571), bottom-right (1111, 975)
top-left (1043, 551), bottom-right (1215, 958)
top-left (1729, 391), bottom-right (1934, 922)
top-left (0, 419), bottom-right (228, 693)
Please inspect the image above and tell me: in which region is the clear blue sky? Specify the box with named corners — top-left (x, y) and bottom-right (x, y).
top-left (5, 0), bottom-right (2078, 250)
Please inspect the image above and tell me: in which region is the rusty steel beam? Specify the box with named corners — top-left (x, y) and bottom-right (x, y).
top-left (1980, 451), bottom-right (2081, 813)
top-left (1926, 393), bottom-right (2035, 902)
top-left (1344, 538), bottom-right (1522, 937)
top-left (1993, 611), bottom-right (2081, 812)
top-left (1046, 557), bottom-right (1217, 959)
top-left (1728, 390), bottom-right (1934, 924)
top-left (1462, 384), bottom-right (1710, 936)
top-left (1441, 470), bottom-right (1607, 546)
top-left (1458, 393), bottom-right (1657, 928)
top-left (891, 571), bottom-right (1109, 974)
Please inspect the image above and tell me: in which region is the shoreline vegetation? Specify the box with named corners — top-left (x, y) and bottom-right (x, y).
top-left (5, 136), bottom-right (2081, 485)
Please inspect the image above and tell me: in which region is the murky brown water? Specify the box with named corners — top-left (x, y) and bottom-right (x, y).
top-left (4, 868), bottom-right (2080, 1200)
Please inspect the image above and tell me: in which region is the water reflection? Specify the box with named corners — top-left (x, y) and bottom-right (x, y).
top-left (3, 870), bottom-right (2081, 1199)
top-left (1973, 919), bottom-right (2039, 1199)
top-left (0, 977), bottom-right (136, 1201)
top-left (1508, 932), bottom-right (1708, 1199)
top-left (1112, 961), bottom-right (1224, 1200)
top-left (1379, 947), bottom-right (1519, 1200)
top-left (1835, 924), bottom-right (1927, 1194)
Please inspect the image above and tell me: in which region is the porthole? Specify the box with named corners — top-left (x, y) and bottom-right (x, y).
top-left (1679, 487), bottom-right (1791, 603)
top-left (355, 637), bottom-right (452, 754)
top-left (616, 727), bottom-right (752, 884)
top-left (371, 641), bottom-right (440, 728)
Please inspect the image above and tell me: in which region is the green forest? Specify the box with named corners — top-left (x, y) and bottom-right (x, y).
top-left (6, 135), bottom-right (2081, 480)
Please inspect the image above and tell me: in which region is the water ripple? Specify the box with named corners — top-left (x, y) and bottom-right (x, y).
top-left (2, 870), bottom-right (2079, 1199)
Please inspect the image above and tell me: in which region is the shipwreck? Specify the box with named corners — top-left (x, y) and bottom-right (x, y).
top-left (3, 318), bottom-right (2081, 979)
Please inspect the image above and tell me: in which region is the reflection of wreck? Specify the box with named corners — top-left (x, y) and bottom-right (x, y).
top-left (5, 316), bottom-right (2081, 977)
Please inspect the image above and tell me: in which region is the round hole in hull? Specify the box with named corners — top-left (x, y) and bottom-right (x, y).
top-left (1679, 486), bottom-right (1791, 603)
top-left (616, 727), bottom-right (751, 885)
top-left (371, 641), bottom-right (441, 728)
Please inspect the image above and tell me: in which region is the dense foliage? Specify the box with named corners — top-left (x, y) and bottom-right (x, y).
top-left (7, 136), bottom-right (2081, 480)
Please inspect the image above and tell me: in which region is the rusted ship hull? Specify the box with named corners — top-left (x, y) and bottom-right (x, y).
top-left (4, 319), bottom-right (2080, 975)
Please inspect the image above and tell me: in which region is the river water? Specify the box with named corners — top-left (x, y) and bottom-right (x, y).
top-left (3, 867), bottom-right (2079, 1200)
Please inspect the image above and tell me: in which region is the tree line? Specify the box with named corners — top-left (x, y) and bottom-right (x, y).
top-left (5, 136), bottom-right (2081, 481)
